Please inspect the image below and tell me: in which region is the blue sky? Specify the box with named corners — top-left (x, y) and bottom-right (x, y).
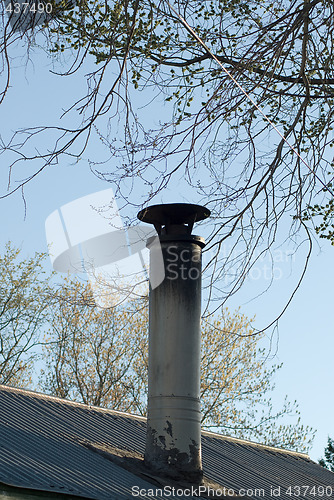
top-left (0, 28), bottom-right (333, 464)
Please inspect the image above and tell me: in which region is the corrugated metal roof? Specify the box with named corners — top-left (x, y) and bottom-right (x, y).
top-left (0, 385), bottom-right (333, 500)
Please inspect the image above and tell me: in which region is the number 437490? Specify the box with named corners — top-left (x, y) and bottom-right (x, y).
top-left (286, 485), bottom-right (333, 497)
top-left (5, 2), bottom-right (53, 14)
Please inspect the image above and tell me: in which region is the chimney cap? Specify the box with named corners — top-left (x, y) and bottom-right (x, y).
top-left (137, 203), bottom-right (210, 235)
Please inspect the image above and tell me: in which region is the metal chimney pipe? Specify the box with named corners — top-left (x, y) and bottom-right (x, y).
top-left (137, 203), bottom-right (210, 483)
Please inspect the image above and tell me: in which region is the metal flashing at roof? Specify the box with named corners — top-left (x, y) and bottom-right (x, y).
top-left (0, 385), bottom-right (333, 500)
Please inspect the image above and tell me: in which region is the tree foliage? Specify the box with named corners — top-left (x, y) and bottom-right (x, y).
top-left (200, 310), bottom-right (314, 451)
top-left (301, 191), bottom-right (334, 244)
top-left (0, 243), bottom-right (53, 386)
top-left (41, 278), bottom-right (315, 453)
top-left (40, 277), bottom-right (149, 412)
top-left (319, 437), bottom-right (334, 472)
top-left (1, 0), bottom-right (334, 321)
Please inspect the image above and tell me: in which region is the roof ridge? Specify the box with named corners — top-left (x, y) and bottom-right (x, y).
top-left (0, 383), bottom-right (146, 421)
top-left (201, 428), bottom-right (311, 459)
